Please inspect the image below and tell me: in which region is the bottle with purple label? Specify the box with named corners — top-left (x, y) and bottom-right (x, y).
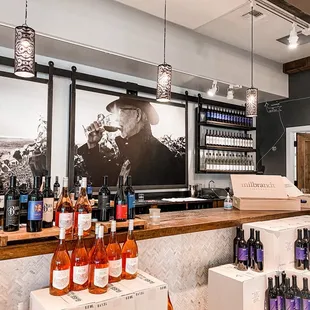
top-left (285, 278), bottom-right (295, 310)
top-left (302, 228), bottom-right (309, 270)
top-left (266, 277), bottom-right (277, 310)
top-left (233, 227), bottom-right (241, 265)
top-left (275, 275), bottom-right (285, 310)
top-left (301, 278), bottom-right (310, 310)
top-left (254, 230), bottom-right (264, 272)
top-left (247, 228), bottom-right (255, 269)
top-left (292, 275), bottom-right (301, 310)
top-left (237, 229), bottom-right (248, 271)
top-left (295, 229), bottom-right (306, 270)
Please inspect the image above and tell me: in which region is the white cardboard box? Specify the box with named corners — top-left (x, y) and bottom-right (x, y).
top-left (208, 264), bottom-right (268, 310)
top-left (30, 271), bottom-right (167, 310)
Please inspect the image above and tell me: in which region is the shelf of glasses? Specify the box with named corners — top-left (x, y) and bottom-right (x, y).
top-left (199, 146), bottom-right (256, 152)
top-left (198, 120), bottom-right (256, 131)
top-left (196, 170), bottom-right (257, 174)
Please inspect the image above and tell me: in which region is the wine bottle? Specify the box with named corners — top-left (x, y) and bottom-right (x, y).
top-left (89, 225), bottom-right (109, 294)
top-left (89, 222), bottom-right (100, 260)
top-left (303, 228), bottom-right (309, 270)
top-left (0, 181), bottom-right (5, 229)
top-left (292, 275), bottom-right (301, 310)
top-left (53, 176), bottom-right (60, 200)
top-left (43, 176), bottom-right (54, 228)
top-left (55, 177), bottom-right (74, 235)
top-left (70, 225), bottom-right (89, 291)
top-left (74, 177), bottom-right (92, 236)
top-left (87, 177), bottom-right (93, 200)
top-left (301, 277), bottom-right (310, 310)
top-left (275, 275), bottom-right (284, 310)
top-left (19, 182), bottom-right (28, 225)
top-left (115, 176), bottom-right (127, 222)
top-left (266, 277), bottom-right (277, 310)
top-left (295, 229), bottom-right (306, 270)
top-left (74, 176), bottom-right (81, 201)
top-left (280, 271), bottom-right (287, 293)
top-left (254, 230), bottom-right (264, 272)
top-left (237, 229), bottom-right (248, 271)
top-left (122, 219), bottom-right (138, 279)
top-left (98, 176), bottom-right (112, 222)
top-left (233, 227), bottom-right (241, 265)
top-left (50, 227), bottom-right (71, 296)
top-left (125, 176), bottom-right (135, 220)
top-left (247, 228), bottom-right (255, 269)
top-left (107, 220), bottom-right (122, 283)
top-left (27, 176), bottom-right (43, 232)
top-left (285, 278), bottom-right (295, 310)
top-left (4, 176), bottom-right (20, 232)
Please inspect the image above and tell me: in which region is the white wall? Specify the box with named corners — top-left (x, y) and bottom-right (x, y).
top-left (0, 0), bottom-right (287, 98)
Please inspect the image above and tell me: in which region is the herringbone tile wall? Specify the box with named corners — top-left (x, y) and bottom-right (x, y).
top-left (0, 227), bottom-right (234, 310)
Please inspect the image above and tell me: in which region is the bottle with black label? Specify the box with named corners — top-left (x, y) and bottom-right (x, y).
top-left (295, 229), bottom-right (305, 270)
top-left (125, 176), bottom-right (135, 220)
top-left (247, 228), bottom-right (255, 269)
top-left (0, 180), bottom-right (5, 229)
top-left (4, 176), bottom-right (20, 232)
top-left (43, 176), bottom-right (54, 228)
top-left (53, 176), bottom-right (60, 200)
top-left (237, 229), bottom-right (248, 271)
top-left (19, 182), bottom-right (29, 225)
top-left (27, 176), bottom-right (43, 232)
top-left (115, 176), bottom-right (127, 222)
top-left (87, 177), bottom-right (93, 200)
top-left (254, 230), bottom-right (264, 272)
top-left (98, 176), bottom-right (112, 221)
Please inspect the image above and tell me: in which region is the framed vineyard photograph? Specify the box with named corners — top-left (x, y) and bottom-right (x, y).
top-left (68, 84), bottom-right (188, 190)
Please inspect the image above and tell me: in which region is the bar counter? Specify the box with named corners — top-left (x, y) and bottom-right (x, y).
top-left (1, 208), bottom-right (309, 261)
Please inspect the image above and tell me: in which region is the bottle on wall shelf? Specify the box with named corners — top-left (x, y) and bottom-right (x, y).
top-left (88, 224), bottom-right (109, 294)
top-left (115, 176), bottom-right (127, 222)
top-left (19, 182), bottom-right (28, 225)
top-left (122, 219), bottom-right (138, 279)
top-left (125, 175), bottom-right (135, 219)
top-left (50, 227), bottom-right (71, 296)
top-left (233, 227), bottom-right (241, 265)
top-left (27, 176), bottom-right (43, 232)
top-left (87, 177), bottom-right (93, 200)
top-left (74, 177), bottom-right (92, 236)
top-left (98, 176), bottom-right (112, 222)
top-left (70, 225), bottom-right (89, 291)
top-left (0, 181), bottom-right (5, 229)
top-left (89, 222), bottom-right (100, 260)
top-left (236, 229), bottom-right (248, 271)
top-left (53, 176), bottom-right (60, 201)
top-left (301, 277), bottom-right (310, 309)
top-left (43, 176), bottom-right (54, 228)
top-left (247, 228), bottom-right (255, 270)
top-left (55, 177), bottom-right (74, 235)
top-left (295, 229), bottom-right (306, 270)
top-left (74, 176), bottom-right (81, 202)
top-left (107, 220), bottom-right (122, 283)
top-left (3, 175), bottom-right (20, 232)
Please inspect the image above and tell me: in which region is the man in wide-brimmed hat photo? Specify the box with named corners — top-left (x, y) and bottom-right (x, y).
top-left (78, 96), bottom-right (184, 186)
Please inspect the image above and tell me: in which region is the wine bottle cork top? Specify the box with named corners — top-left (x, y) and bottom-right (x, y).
top-left (128, 219), bottom-right (134, 231)
top-left (78, 225), bottom-right (83, 236)
top-left (81, 177), bottom-right (87, 188)
top-left (59, 228), bottom-right (66, 240)
top-left (99, 225), bottom-right (104, 238)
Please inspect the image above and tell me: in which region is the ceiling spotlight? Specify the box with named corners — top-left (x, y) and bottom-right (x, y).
top-left (227, 85), bottom-right (234, 100)
top-left (208, 80), bottom-right (218, 97)
top-left (288, 22), bottom-right (299, 49)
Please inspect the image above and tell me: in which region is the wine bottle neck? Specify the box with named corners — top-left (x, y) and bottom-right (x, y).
top-left (304, 279), bottom-right (309, 291)
top-left (109, 231), bottom-right (117, 243)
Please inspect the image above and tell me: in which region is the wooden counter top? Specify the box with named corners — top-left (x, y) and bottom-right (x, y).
top-left (1, 208), bottom-right (310, 261)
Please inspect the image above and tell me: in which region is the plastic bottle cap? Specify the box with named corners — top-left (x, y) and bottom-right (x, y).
top-left (99, 225), bottom-right (104, 238)
top-left (111, 220), bottom-right (116, 232)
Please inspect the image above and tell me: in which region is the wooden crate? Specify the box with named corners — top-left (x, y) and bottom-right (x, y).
top-left (93, 218), bottom-right (148, 233)
top-left (0, 226), bottom-right (60, 247)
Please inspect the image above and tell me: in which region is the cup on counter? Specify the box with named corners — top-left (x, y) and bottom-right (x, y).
top-left (149, 208), bottom-right (161, 225)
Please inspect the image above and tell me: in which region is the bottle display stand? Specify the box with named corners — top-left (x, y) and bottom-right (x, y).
top-left (30, 270), bottom-right (168, 310)
top-left (93, 218), bottom-right (148, 233)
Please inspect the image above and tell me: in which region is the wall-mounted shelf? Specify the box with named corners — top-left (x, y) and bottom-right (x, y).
top-left (198, 120), bottom-right (256, 131)
top-left (199, 146), bottom-right (256, 152)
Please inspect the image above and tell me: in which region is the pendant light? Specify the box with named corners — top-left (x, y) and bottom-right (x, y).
top-left (14, 0), bottom-right (36, 78)
top-left (156, 0), bottom-right (172, 103)
top-left (246, 0), bottom-right (258, 117)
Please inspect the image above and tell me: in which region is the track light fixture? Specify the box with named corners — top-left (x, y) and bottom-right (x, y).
top-left (288, 22), bottom-right (299, 49)
top-left (227, 85), bottom-right (234, 100)
top-left (207, 81), bottom-right (218, 97)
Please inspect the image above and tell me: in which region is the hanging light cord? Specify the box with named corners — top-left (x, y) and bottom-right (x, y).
top-left (163, 0), bottom-right (167, 64)
top-left (251, 0), bottom-right (254, 88)
top-left (24, 0), bottom-right (28, 25)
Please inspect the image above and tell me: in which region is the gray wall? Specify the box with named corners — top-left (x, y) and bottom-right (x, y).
top-left (257, 71), bottom-right (310, 177)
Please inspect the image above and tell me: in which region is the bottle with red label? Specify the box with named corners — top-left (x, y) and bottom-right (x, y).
top-left (115, 176), bottom-right (127, 222)
top-left (74, 177), bottom-right (92, 236)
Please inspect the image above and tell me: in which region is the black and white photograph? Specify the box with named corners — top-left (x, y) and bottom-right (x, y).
top-left (72, 87), bottom-right (187, 188)
top-left (0, 76), bottom-right (49, 185)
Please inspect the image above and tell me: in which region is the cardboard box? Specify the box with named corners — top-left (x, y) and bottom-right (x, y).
top-left (231, 175), bottom-right (301, 211)
top-left (208, 264), bottom-right (268, 310)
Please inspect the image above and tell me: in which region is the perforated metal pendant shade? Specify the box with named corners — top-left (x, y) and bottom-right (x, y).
top-left (156, 63), bottom-right (172, 103)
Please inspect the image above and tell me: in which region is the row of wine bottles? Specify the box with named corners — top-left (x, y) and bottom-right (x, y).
top-left (233, 227), bottom-right (264, 272)
top-left (204, 130), bottom-right (254, 149)
top-left (200, 106), bottom-right (254, 127)
top-left (266, 272), bottom-right (310, 310)
top-left (50, 220), bottom-right (138, 296)
top-left (201, 151), bottom-right (255, 172)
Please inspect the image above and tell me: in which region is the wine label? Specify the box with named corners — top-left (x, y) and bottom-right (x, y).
top-left (116, 204), bottom-right (127, 220)
top-left (125, 257), bottom-right (138, 275)
top-left (78, 213), bottom-right (92, 231)
top-left (73, 265), bottom-right (89, 285)
top-left (59, 213), bottom-right (73, 229)
top-left (256, 249), bottom-right (264, 263)
top-left (5, 200), bottom-right (20, 226)
top-left (224, 201), bottom-right (232, 210)
top-left (295, 297), bottom-right (301, 310)
top-left (19, 194), bottom-right (28, 204)
top-left (28, 200), bottom-right (43, 221)
top-left (285, 299), bottom-right (295, 310)
top-left (87, 186), bottom-right (93, 195)
top-left (43, 197), bottom-right (54, 222)
top-left (127, 194), bottom-right (135, 210)
top-left (94, 267), bottom-right (109, 288)
top-left (296, 247), bottom-right (306, 260)
top-left (303, 298), bottom-right (310, 310)
top-left (54, 188), bottom-right (60, 199)
top-left (269, 298), bottom-right (277, 310)
top-left (98, 195), bottom-right (110, 210)
top-left (250, 246), bottom-right (254, 260)
top-left (238, 248), bottom-right (248, 261)
top-left (52, 269), bottom-right (70, 290)
top-left (277, 296), bottom-right (283, 310)
top-left (109, 259), bottom-right (122, 278)
top-left (0, 195), bottom-right (4, 209)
